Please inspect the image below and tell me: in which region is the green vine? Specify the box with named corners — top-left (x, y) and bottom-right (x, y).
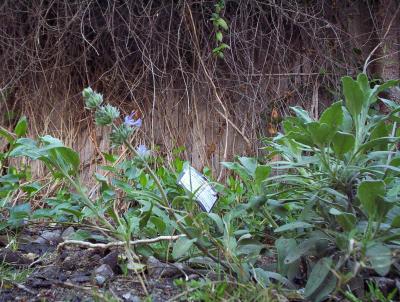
top-left (211, 0), bottom-right (230, 58)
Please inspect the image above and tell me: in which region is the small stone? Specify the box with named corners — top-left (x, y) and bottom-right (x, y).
top-left (95, 264), bottom-right (114, 277)
top-left (70, 272), bottom-right (91, 283)
top-left (95, 275), bottom-right (107, 286)
top-left (25, 252), bottom-right (38, 261)
top-left (187, 274), bottom-right (200, 280)
top-left (122, 292), bottom-right (141, 302)
top-left (93, 264), bottom-right (114, 286)
top-left (100, 250), bottom-right (118, 272)
top-left (0, 248), bottom-right (32, 266)
top-left (34, 230), bottom-right (62, 245)
top-left (61, 227), bottom-right (75, 240)
top-left (146, 256), bottom-right (180, 278)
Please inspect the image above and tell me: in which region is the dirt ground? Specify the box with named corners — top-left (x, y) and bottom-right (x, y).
top-left (0, 225), bottom-right (185, 302)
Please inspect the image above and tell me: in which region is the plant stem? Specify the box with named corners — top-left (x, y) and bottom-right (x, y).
top-left (121, 135), bottom-right (231, 271)
top-left (64, 173), bottom-right (115, 233)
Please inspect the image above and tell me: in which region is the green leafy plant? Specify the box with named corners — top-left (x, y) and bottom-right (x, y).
top-left (173, 277), bottom-right (289, 302)
top-left (262, 74), bottom-right (400, 301)
top-left (1, 89), bottom-right (270, 294)
top-left (4, 74), bottom-right (399, 301)
top-left (80, 88), bottom-right (279, 288)
top-left (0, 117), bottom-right (41, 230)
top-left (211, 0), bottom-right (230, 58)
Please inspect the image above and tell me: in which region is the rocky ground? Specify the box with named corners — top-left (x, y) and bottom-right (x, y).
top-left (0, 225), bottom-right (193, 302)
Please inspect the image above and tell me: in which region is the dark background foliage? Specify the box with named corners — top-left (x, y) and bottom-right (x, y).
top-left (0, 0), bottom-right (399, 178)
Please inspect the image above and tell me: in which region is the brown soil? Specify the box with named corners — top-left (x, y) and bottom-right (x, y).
top-left (0, 225), bottom-right (184, 302)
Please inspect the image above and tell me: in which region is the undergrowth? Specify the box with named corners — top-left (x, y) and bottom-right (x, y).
top-left (1, 73), bottom-right (400, 301)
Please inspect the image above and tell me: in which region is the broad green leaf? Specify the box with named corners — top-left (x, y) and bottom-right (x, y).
top-left (339, 106), bottom-right (354, 133)
top-left (357, 73), bottom-right (370, 95)
top-left (282, 116), bottom-right (307, 133)
top-left (32, 208), bottom-right (55, 219)
top-left (319, 101), bottom-right (343, 130)
top-left (8, 138), bottom-right (40, 159)
top-left (254, 165), bottom-right (271, 185)
top-left (370, 121), bottom-right (390, 150)
top-left (342, 76), bottom-right (364, 118)
top-left (221, 161), bottom-right (249, 180)
top-left (246, 195), bottom-right (268, 210)
top-left (216, 31), bottom-right (223, 42)
top-left (94, 173), bottom-right (107, 183)
top-left (377, 200), bottom-right (396, 221)
top-left (150, 216), bottom-right (166, 233)
top-left (0, 174), bottom-right (19, 183)
top-left (307, 122), bottom-right (332, 146)
top-left (139, 203), bottom-right (153, 229)
top-left (335, 233), bottom-right (350, 251)
top-left (20, 182), bottom-right (42, 194)
top-left (370, 121), bottom-right (389, 140)
top-left (238, 157), bottom-right (257, 176)
top-left (207, 213), bottom-right (224, 233)
top-left (332, 131), bottom-right (355, 156)
top-left (9, 202), bottom-right (31, 216)
top-left (329, 208), bottom-right (356, 231)
top-left (391, 215), bottom-right (400, 228)
top-left (40, 135), bottom-right (64, 147)
top-left (371, 80), bottom-right (400, 102)
top-left (139, 173), bottom-right (148, 188)
top-left (253, 268), bottom-right (294, 289)
top-left (275, 238), bottom-right (300, 281)
top-left (304, 257), bottom-right (333, 298)
top-left (215, 18), bottom-right (228, 30)
top-left (0, 126), bottom-right (15, 143)
top-left (274, 221), bottom-right (313, 233)
top-left (253, 268), bottom-right (270, 287)
top-left (357, 180), bottom-right (385, 217)
top-left (50, 147), bottom-right (80, 174)
top-left (355, 137), bottom-right (399, 155)
top-left (284, 238), bottom-right (321, 264)
top-left (68, 229), bottom-right (92, 241)
top-left (366, 242), bottom-right (392, 276)
top-left (14, 116), bottom-right (28, 137)
top-left (310, 273), bottom-right (337, 302)
top-left (172, 236), bottom-right (197, 260)
top-left (290, 106), bottom-right (313, 123)
top-left (236, 238), bottom-right (264, 257)
top-left (276, 238), bottom-right (296, 273)
top-left (287, 131), bottom-right (314, 146)
top-left (102, 152), bottom-right (117, 163)
top-left (9, 203), bottom-right (31, 226)
top-left (60, 208), bottom-right (83, 219)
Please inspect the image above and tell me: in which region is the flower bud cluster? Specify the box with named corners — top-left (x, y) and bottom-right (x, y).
top-left (110, 123), bottom-right (134, 146)
top-left (95, 104), bottom-right (120, 126)
top-left (83, 87), bottom-right (103, 109)
top-left (83, 87), bottom-right (146, 151)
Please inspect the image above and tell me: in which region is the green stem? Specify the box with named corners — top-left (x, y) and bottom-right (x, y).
top-left (63, 172), bottom-right (115, 233)
top-left (264, 209), bottom-right (278, 229)
top-left (121, 134), bottom-right (231, 271)
top-left (363, 217), bottom-right (374, 241)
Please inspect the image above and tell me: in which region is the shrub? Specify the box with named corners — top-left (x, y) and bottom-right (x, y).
top-left (261, 74), bottom-right (400, 301)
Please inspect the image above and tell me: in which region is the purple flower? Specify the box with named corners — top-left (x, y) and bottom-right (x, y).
top-left (124, 111), bottom-right (142, 128)
top-left (137, 144), bottom-right (150, 158)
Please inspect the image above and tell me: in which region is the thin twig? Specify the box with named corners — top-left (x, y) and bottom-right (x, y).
top-left (363, 4), bottom-right (400, 74)
top-left (5, 280), bottom-right (36, 295)
top-left (57, 235), bottom-right (185, 251)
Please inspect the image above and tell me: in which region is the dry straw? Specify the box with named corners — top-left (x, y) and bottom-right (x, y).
top-left (0, 0), bottom-right (388, 181)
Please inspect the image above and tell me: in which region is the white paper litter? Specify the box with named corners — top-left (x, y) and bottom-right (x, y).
top-left (177, 166), bottom-right (218, 212)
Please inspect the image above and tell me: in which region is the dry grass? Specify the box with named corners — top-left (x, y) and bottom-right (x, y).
top-left (0, 0), bottom-right (389, 181)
